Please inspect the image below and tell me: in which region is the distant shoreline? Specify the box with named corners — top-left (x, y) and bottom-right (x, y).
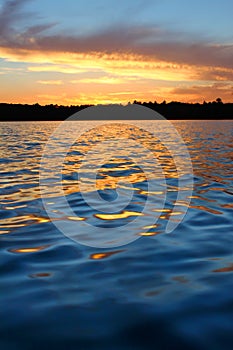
top-left (1, 101), bottom-right (233, 121)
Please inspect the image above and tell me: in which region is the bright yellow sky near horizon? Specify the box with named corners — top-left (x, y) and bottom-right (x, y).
top-left (1, 48), bottom-right (232, 105)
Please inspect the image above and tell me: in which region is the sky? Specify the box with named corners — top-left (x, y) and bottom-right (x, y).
top-left (0, 0), bottom-right (232, 105)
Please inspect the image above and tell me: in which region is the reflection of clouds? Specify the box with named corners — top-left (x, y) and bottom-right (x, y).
top-left (61, 123), bottom-right (180, 194)
top-left (9, 245), bottom-right (49, 254)
top-left (2, 119), bottom-right (232, 245)
top-left (90, 250), bottom-right (124, 260)
top-left (213, 264), bottom-right (233, 273)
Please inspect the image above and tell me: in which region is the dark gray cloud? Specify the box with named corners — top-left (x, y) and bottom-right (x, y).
top-left (23, 24), bottom-right (56, 36)
top-left (0, 0), bottom-right (31, 36)
top-left (0, 0), bottom-right (233, 70)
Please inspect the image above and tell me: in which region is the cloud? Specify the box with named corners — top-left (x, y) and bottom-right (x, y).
top-left (196, 67), bottom-right (233, 82)
top-left (0, 0), bottom-right (55, 46)
top-left (0, 0), bottom-right (28, 35)
top-left (74, 76), bottom-right (138, 84)
top-left (23, 24), bottom-right (56, 36)
top-left (37, 80), bottom-right (63, 85)
top-left (0, 0), bottom-right (232, 71)
top-left (28, 65), bottom-right (89, 74)
top-left (0, 66), bottom-right (25, 74)
top-left (0, 0), bottom-right (232, 104)
top-left (0, 48), bottom-right (197, 81)
top-left (170, 83), bottom-right (233, 102)
top-left (109, 91), bottom-right (146, 96)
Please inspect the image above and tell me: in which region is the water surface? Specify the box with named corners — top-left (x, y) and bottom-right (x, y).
top-left (0, 120), bottom-right (233, 350)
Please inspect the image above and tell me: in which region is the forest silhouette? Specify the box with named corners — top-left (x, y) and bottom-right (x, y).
top-left (0, 99), bottom-right (232, 121)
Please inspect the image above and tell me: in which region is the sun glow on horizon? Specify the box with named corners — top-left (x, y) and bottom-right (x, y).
top-left (1, 47), bottom-right (232, 105)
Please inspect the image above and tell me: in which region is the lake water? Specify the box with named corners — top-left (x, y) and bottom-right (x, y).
top-left (0, 120), bottom-right (233, 350)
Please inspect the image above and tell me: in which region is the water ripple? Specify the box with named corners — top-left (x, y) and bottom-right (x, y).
top-left (0, 120), bottom-right (233, 350)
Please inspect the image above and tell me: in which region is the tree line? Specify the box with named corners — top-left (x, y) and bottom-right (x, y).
top-left (0, 99), bottom-right (232, 121)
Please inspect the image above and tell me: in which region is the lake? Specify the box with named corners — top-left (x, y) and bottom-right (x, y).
top-left (0, 120), bottom-right (233, 350)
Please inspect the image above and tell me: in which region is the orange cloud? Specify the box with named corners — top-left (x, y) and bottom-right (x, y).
top-left (170, 83), bottom-right (233, 102)
top-left (0, 47), bottom-right (197, 81)
top-left (0, 0), bottom-right (232, 106)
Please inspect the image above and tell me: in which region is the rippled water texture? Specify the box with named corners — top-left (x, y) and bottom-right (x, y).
top-left (0, 120), bottom-right (233, 350)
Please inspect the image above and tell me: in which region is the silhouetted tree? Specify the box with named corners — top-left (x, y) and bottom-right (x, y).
top-left (0, 101), bottom-right (232, 121)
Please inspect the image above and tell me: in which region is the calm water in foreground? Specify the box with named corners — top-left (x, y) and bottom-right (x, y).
top-left (0, 120), bottom-right (233, 350)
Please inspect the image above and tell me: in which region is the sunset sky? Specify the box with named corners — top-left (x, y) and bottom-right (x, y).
top-left (0, 0), bottom-right (232, 105)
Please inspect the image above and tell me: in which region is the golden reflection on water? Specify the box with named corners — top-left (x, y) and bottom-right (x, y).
top-left (139, 190), bottom-right (164, 195)
top-left (188, 195), bottom-right (216, 203)
top-left (1, 121), bottom-right (232, 236)
top-left (0, 120), bottom-right (208, 206)
top-left (67, 216), bottom-right (86, 221)
top-left (10, 245), bottom-right (49, 254)
top-left (157, 210), bottom-right (186, 221)
top-left (189, 205), bottom-right (222, 215)
top-left (0, 230), bottom-right (10, 235)
top-left (61, 123), bottom-right (179, 193)
top-left (221, 203), bottom-right (233, 209)
top-left (4, 204), bottom-right (27, 210)
top-left (143, 224), bottom-right (158, 229)
top-left (0, 215), bottom-right (50, 229)
top-left (169, 211), bottom-right (185, 216)
top-left (90, 250), bottom-right (124, 260)
top-left (139, 231), bottom-right (160, 236)
top-left (139, 224), bottom-right (160, 236)
top-left (153, 209), bottom-right (171, 213)
top-left (95, 210), bottom-right (143, 220)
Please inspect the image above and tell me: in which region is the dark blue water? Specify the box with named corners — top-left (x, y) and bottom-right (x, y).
top-left (0, 120), bottom-right (233, 350)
